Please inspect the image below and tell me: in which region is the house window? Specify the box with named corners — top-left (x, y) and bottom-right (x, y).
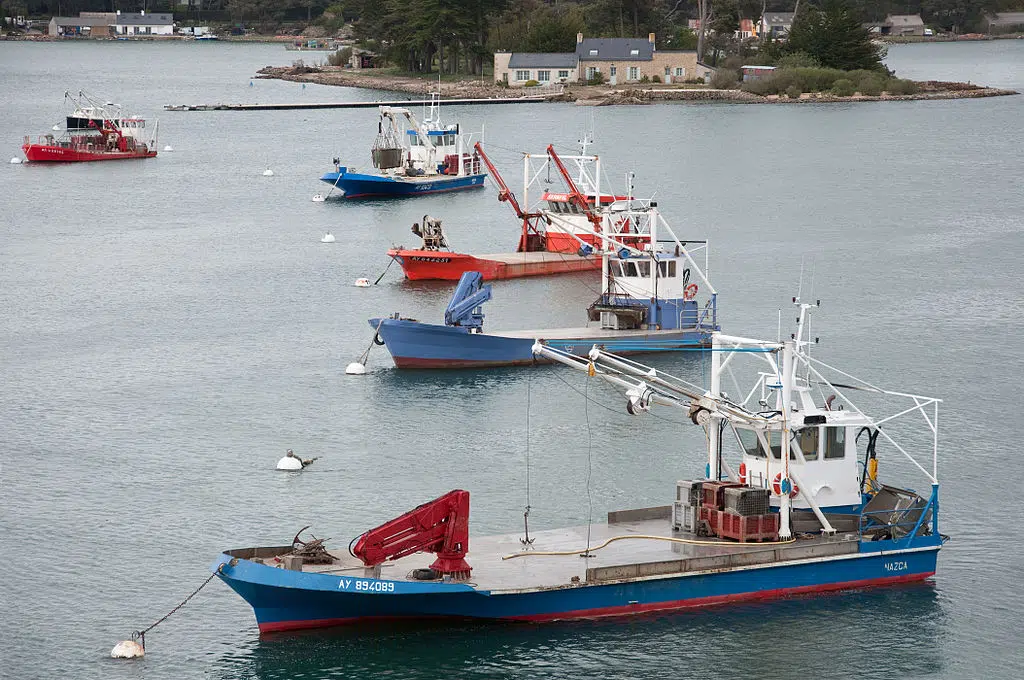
top-left (630, 49), bottom-right (639, 56)
top-left (610, 66), bottom-right (617, 77)
top-left (585, 67), bottom-right (600, 80)
top-left (589, 49), bottom-right (598, 56)
top-left (558, 70), bottom-right (569, 79)
top-left (675, 67), bottom-right (685, 76)
top-left (665, 66), bottom-right (671, 75)
top-left (515, 70), bottom-right (530, 81)
top-left (537, 70), bottom-right (550, 82)
top-left (628, 66), bottom-right (639, 80)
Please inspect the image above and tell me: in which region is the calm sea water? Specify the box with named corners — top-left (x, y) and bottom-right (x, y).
top-left (1, 40), bottom-right (1023, 679)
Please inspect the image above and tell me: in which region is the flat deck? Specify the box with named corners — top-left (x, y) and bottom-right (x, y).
top-left (475, 252), bottom-right (598, 265)
top-left (300, 509), bottom-right (860, 593)
top-left (498, 326), bottom-right (706, 340)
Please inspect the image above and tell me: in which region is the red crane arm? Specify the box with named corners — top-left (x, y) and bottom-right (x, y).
top-left (546, 144), bottom-right (603, 230)
top-left (351, 489), bottom-right (472, 577)
top-left (474, 141), bottom-right (533, 220)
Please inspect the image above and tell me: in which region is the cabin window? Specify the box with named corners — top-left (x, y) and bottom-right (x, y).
top-left (622, 261), bottom-right (638, 277)
top-left (516, 70), bottom-right (530, 81)
top-left (824, 427), bottom-right (846, 459)
top-left (637, 261), bottom-right (651, 277)
top-left (737, 428), bottom-right (765, 458)
top-left (657, 261), bottom-right (677, 277)
top-left (767, 432), bottom-right (785, 460)
top-left (538, 70), bottom-right (551, 82)
top-left (797, 427), bottom-right (819, 461)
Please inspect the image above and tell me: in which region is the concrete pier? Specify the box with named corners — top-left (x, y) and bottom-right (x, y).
top-left (165, 96), bottom-right (549, 111)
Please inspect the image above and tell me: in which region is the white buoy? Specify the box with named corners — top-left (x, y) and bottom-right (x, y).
top-left (321, 232), bottom-right (335, 243)
top-left (10, 157), bottom-right (21, 164)
top-left (354, 278), bottom-right (371, 287)
top-left (263, 169), bottom-right (274, 177)
top-left (110, 640), bottom-right (145, 659)
top-left (276, 456), bottom-right (303, 471)
top-left (345, 362), bottom-right (367, 375)
top-left (163, 145), bottom-right (173, 152)
top-left (52, 124), bottom-right (61, 131)
top-left (312, 193), bottom-right (326, 203)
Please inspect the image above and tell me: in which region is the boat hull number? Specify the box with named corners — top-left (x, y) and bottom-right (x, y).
top-left (338, 579), bottom-right (396, 592)
top-left (883, 560), bottom-right (909, 572)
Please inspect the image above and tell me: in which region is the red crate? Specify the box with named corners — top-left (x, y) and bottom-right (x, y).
top-left (718, 512), bottom-right (780, 542)
top-left (699, 505), bottom-right (721, 536)
top-left (701, 481), bottom-right (745, 510)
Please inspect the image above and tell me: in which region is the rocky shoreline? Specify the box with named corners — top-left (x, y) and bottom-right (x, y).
top-left (257, 65), bottom-right (1018, 105)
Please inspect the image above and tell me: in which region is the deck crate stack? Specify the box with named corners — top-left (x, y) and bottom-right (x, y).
top-left (719, 487), bottom-right (779, 542)
top-left (672, 480), bottom-right (702, 532)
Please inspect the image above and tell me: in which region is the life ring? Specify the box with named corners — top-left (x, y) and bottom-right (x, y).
top-left (738, 462), bottom-right (747, 484)
top-left (373, 333), bottom-right (386, 346)
top-left (683, 283), bottom-right (699, 301)
top-left (772, 472), bottom-right (799, 498)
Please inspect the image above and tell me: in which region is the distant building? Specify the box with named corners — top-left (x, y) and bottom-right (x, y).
top-left (983, 12), bottom-right (1024, 34)
top-left (113, 11), bottom-right (174, 36)
top-left (735, 19), bottom-right (755, 39)
top-left (759, 12), bottom-right (795, 38)
top-left (494, 33), bottom-right (700, 86)
top-left (880, 14), bottom-right (925, 36)
top-left (48, 13), bottom-right (114, 37)
top-left (741, 65), bottom-right (776, 82)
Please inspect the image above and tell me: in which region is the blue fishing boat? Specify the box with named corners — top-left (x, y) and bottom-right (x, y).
top-left (212, 300), bottom-right (944, 632)
top-left (319, 93), bottom-right (487, 200)
top-left (369, 201), bottom-right (719, 368)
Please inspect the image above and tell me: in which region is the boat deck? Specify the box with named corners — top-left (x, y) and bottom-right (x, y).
top-left (474, 252), bottom-right (597, 265)
top-left (498, 326), bottom-right (706, 340)
top-left (299, 507), bottom-right (860, 593)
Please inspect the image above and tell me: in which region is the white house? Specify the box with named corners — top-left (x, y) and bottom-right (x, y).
top-left (758, 12), bottom-right (795, 38)
top-left (493, 52), bottom-right (579, 86)
top-left (113, 11), bottom-right (174, 36)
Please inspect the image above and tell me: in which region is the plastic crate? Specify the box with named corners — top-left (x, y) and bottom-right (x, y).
top-left (701, 481), bottom-right (745, 510)
top-left (676, 480), bottom-right (703, 506)
top-left (723, 487), bottom-right (771, 517)
top-left (672, 501), bottom-right (699, 532)
top-left (699, 505), bottom-right (721, 536)
top-left (718, 512), bottom-right (780, 542)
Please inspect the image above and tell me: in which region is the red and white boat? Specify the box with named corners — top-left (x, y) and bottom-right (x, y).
top-left (22, 91), bottom-right (158, 163)
top-left (387, 140), bottom-right (639, 282)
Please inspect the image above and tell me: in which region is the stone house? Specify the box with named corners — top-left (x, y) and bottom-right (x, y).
top-left (112, 11), bottom-right (174, 36)
top-left (881, 14), bottom-right (925, 36)
top-left (48, 13), bottom-right (115, 37)
top-left (758, 12), bottom-right (795, 38)
top-left (492, 52), bottom-right (579, 85)
top-left (493, 33), bottom-right (699, 86)
top-left (983, 12), bottom-right (1024, 34)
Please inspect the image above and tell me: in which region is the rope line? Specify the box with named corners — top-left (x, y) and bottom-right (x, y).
top-left (132, 568), bottom-right (219, 650)
top-left (583, 370), bottom-right (594, 556)
top-left (502, 533), bottom-right (798, 560)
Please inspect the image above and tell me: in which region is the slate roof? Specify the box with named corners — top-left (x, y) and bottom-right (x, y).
top-left (986, 11), bottom-right (1024, 24)
top-left (52, 16), bottom-right (110, 26)
top-left (763, 12), bottom-right (795, 25)
top-left (508, 53), bottom-right (579, 69)
top-left (576, 38), bottom-right (653, 61)
top-left (885, 14), bottom-right (924, 27)
top-left (114, 13), bottom-right (173, 25)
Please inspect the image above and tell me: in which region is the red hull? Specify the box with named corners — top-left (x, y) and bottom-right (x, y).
top-left (22, 143), bottom-right (157, 163)
top-left (390, 249), bottom-right (600, 281)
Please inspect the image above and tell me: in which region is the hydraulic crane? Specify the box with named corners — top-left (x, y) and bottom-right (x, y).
top-left (474, 141), bottom-right (549, 253)
top-left (350, 489), bottom-right (472, 579)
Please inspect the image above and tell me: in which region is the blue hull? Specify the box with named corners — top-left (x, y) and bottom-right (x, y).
top-left (212, 539), bottom-right (940, 632)
top-left (320, 169), bottom-right (487, 199)
top-left (368, 318), bottom-right (713, 369)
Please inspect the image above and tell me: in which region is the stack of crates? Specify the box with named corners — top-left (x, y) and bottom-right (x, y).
top-left (698, 481), bottom-right (744, 538)
top-left (672, 480), bottom-right (702, 532)
top-left (720, 487), bottom-right (778, 542)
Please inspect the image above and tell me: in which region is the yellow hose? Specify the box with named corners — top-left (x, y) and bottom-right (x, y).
top-left (502, 533), bottom-right (797, 560)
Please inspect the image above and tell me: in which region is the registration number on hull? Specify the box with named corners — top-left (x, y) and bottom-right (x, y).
top-left (338, 578), bottom-right (395, 592)
top-left (883, 560), bottom-right (909, 572)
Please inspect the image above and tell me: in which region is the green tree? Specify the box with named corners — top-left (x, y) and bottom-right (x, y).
top-left (785, 0), bottom-right (886, 71)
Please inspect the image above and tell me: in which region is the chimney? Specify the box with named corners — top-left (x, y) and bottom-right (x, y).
top-left (141, 9), bottom-right (145, 15)
top-left (649, 32), bottom-right (656, 50)
top-left (577, 32), bottom-right (583, 44)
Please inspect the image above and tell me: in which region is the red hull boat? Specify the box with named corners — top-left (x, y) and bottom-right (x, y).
top-left (387, 248), bottom-right (599, 281)
top-left (22, 91), bottom-right (158, 164)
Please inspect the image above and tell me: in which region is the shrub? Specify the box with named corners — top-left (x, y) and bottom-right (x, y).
top-left (524, 79), bottom-right (539, 87)
top-left (685, 77), bottom-right (705, 84)
top-left (710, 69), bottom-right (739, 89)
top-left (587, 71), bottom-right (605, 85)
top-left (741, 78), bottom-right (777, 95)
top-left (721, 56), bottom-right (744, 71)
top-left (858, 76), bottom-right (884, 96)
top-left (831, 78), bottom-right (856, 96)
top-left (887, 78), bottom-right (919, 95)
top-left (639, 75), bottom-right (650, 83)
top-left (776, 52), bottom-right (821, 69)
top-left (651, 75), bottom-right (661, 83)
top-left (789, 67), bottom-right (845, 92)
top-left (327, 46), bottom-right (352, 67)
top-left (785, 84), bottom-right (803, 99)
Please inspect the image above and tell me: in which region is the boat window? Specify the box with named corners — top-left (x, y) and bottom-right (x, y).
top-left (623, 261), bottom-right (638, 277)
top-left (549, 202), bottom-right (562, 213)
top-left (824, 427), bottom-right (845, 459)
top-left (736, 428), bottom-right (765, 458)
top-left (767, 432), bottom-right (784, 459)
top-left (638, 261), bottom-right (651, 277)
top-left (657, 261), bottom-right (678, 277)
top-left (669, 261), bottom-right (676, 277)
top-left (797, 427), bottom-right (819, 461)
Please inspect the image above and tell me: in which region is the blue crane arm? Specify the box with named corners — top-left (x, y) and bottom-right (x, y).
top-left (444, 272), bottom-right (491, 328)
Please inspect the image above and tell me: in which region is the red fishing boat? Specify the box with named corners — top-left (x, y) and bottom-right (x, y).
top-left (22, 92), bottom-right (158, 163)
top-left (387, 141), bottom-right (637, 282)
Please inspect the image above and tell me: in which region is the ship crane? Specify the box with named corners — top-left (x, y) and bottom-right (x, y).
top-left (350, 489), bottom-right (472, 579)
top-left (474, 141), bottom-right (550, 253)
top-left (545, 144), bottom-right (605, 231)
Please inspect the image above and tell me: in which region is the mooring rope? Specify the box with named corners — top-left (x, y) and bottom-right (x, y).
top-left (131, 567), bottom-right (220, 650)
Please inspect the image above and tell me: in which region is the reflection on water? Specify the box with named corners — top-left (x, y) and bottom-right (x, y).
top-left (211, 584), bottom-right (944, 680)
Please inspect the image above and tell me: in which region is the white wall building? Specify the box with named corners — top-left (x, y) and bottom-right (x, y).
top-left (113, 11), bottom-right (174, 36)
